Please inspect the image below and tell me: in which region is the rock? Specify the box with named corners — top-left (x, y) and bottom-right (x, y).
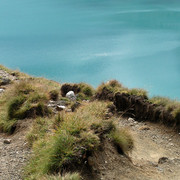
top-left (3, 139), bottom-right (11, 144)
top-left (66, 91), bottom-right (76, 101)
top-left (0, 88), bottom-right (5, 93)
top-left (139, 126), bottom-right (150, 131)
top-left (65, 108), bottom-right (72, 112)
top-left (0, 78), bottom-right (11, 85)
top-left (158, 157), bottom-right (169, 164)
top-left (56, 100), bottom-right (69, 106)
top-left (56, 105), bottom-right (66, 111)
top-left (128, 117), bottom-right (135, 122)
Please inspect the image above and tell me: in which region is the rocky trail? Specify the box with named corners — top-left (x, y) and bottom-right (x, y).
top-left (0, 129), bottom-right (31, 180)
top-left (119, 118), bottom-right (180, 180)
top-left (85, 117), bottom-right (180, 180)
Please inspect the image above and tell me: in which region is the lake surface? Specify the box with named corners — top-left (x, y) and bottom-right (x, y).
top-left (0, 0), bottom-right (180, 99)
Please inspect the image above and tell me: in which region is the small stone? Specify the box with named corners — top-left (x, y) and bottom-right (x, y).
top-left (158, 157), bottom-right (169, 164)
top-left (3, 139), bottom-right (11, 144)
top-left (65, 108), bottom-right (72, 112)
top-left (156, 167), bottom-right (163, 172)
top-left (128, 117), bottom-right (134, 122)
top-left (56, 105), bottom-right (66, 111)
top-left (0, 88), bottom-right (5, 93)
top-left (139, 126), bottom-right (150, 131)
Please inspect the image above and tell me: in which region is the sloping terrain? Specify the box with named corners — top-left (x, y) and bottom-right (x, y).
top-left (0, 66), bottom-right (180, 180)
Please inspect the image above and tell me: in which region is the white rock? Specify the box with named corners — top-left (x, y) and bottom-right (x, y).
top-left (56, 105), bottom-right (66, 111)
top-left (0, 88), bottom-right (5, 93)
top-left (128, 117), bottom-right (134, 122)
top-left (66, 91), bottom-right (76, 101)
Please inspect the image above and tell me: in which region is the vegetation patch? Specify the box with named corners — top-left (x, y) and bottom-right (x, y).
top-left (61, 83), bottom-right (95, 100)
top-left (95, 80), bottom-right (148, 101)
top-left (49, 89), bottom-right (59, 101)
top-left (110, 128), bottom-right (134, 154)
top-left (150, 96), bottom-right (180, 131)
top-left (24, 101), bottom-right (133, 179)
top-left (0, 78), bottom-right (60, 133)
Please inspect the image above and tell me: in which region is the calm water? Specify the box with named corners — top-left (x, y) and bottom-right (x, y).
top-left (0, 0), bottom-right (180, 99)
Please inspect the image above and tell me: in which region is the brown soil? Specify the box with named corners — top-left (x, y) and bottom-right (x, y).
top-left (87, 118), bottom-right (180, 180)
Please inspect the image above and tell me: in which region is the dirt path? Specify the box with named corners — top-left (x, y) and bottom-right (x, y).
top-left (119, 117), bottom-right (180, 180)
top-left (0, 128), bottom-right (31, 180)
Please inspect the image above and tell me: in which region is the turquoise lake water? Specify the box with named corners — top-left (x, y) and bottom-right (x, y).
top-left (0, 0), bottom-right (180, 99)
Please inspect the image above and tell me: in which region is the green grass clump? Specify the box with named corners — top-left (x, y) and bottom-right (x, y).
top-left (0, 79), bottom-right (53, 133)
top-left (150, 96), bottom-right (171, 107)
top-left (8, 95), bottom-right (26, 119)
top-left (45, 130), bottom-right (76, 173)
top-left (97, 80), bottom-right (126, 95)
top-left (129, 88), bottom-right (148, 99)
top-left (150, 96), bottom-right (180, 130)
top-left (26, 117), bottom-right (51, 146)
top-left (110, 128), bottom-right (134, 154)
top-left (24, 101), bottom-right (134, 179)
top-left (24, 101), bottom-right (108, 179)
top-left (96, 80), bottom-right (148, 100)
top-left (78, 83), bottom-right (95, 97)
top-left (49, 89), bottom-right (59, 101)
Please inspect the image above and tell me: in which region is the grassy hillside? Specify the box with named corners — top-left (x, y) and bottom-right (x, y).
top-left (0, 65), bottom-right (180, 179)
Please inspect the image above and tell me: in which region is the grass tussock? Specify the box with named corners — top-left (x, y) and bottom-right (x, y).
top-left (24, 101), bottom-right (120, 179)
top-left (0, 78), bottom-right (60, 133)
top-left (49, 89), bottom-right (59, 101)
top-left (61, 83), bottom-right (95, 101)
top-left (96, 80), bottom-right (148, 100)
top-left (110, 128), bottom-right (134, 154)
top-left (150, 96), bottom-right (180, 130)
